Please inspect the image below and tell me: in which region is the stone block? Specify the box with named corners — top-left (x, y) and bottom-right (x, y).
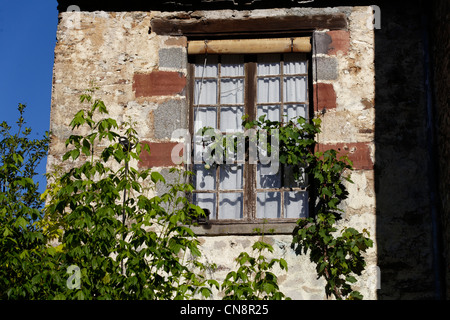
top-left (153, 99), bottom-right (188, 139)
top-left (313, 32), bottom-right (332, 55)
top-left (138, 141), bottom-right (181, 168)
top-left (313, 31), bottom-right (350, 55)
top-left (316, 142), bottom-right (373, 170)
top-left (313, 56), bottom-right (338, 81)
top-left (327, 30), bottom-right (350, 55)
top-left (159, 47), bottom-right (186, 70)
top-left (133, 71), bottom-right (186, 97)
top-left (313, 83), bottom-right (337, 111)
top-left (154, 168), bottom-right (182, 196)
top-left (164, 36), bottom-right (187, 47)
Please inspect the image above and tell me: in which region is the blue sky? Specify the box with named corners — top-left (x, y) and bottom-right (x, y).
top-left (0, 1), bottom-right (59, 192)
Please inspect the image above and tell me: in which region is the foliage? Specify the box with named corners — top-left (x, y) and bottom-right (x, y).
top-left (221, 228), bottom-right (289, 300)
top-left (0, 103), bottom-right (54, 299)
top-left (39, 91), bottom-right (216, 300)
top-left (1, 96), bottom-right (373, 301)
top-left (242, 114), bottom-right (373, 300)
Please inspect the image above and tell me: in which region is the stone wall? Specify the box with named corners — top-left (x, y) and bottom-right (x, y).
top-left (48, 7), bottom-right (377, 299)
top-left (373, 2), bottom-right (439, 299)
top-left (432, 0), bottom-right (450, 299)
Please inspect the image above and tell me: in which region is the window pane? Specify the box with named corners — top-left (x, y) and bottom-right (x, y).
top-left (283, 165), bottom-right (308, 188)
top-left (284, 191), bottom-right (308, 219)
top-left (257, 192), bottom-right (281, 218)
top-left (284, 53), bottom-right (307, 74)
top-left (195, 55), bottom-right (218, 77)
top-left (193, 193), bottom-right (217, 220)
top-left (221, 55), bottom-right (244, 76)
top-left (283, 76), bottom-right (307, 103)
top-left (257, 54), bottom-right (281, 75)
top-left (194, 107), bottom-right (217, 132)
top-left (220, 164), bottom-right (243, 190)
top-left (257, 105), bottom-right (281, 122)
top-left (284, 104), bottom-right (308, 121)
top-left (257, 163), bottom-right (281, 188)
top-left (220, 79), bottom-right (244, 104)
top-left (220, 106), bottom-right (244, 132)
top-left (257, 78), bottom-right (280, 103)
top-left (192, 53), bottom-right (311, 222)
top-left (193, 164), bottom-right (216, 190)
top-left (219, 193), bottom-right (243, 219)
top-left (195, 79), bottom-right (217, 105)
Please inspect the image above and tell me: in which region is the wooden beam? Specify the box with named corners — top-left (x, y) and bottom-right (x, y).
top-left (151, 14), bottom-right (348, 36)
top-left (187, 37), bottom-right (311, 54)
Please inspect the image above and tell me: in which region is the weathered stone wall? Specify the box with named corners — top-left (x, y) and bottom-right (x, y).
top-left (48, 7), bottom-right (377, 299)
top-left (373, 2), bottom-right (438, 299)
top-left (432, 0), bottom-right (450, 299)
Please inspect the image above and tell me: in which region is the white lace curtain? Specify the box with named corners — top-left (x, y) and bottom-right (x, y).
top-left (193, 53), bottom-right (309, 220)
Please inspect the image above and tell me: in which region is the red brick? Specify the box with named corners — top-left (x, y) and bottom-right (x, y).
top-left (133, 71), bottom-right (186, 97)
top-left (313, 83), bottom-right (337, 111)
top-left (138, 141), bottom-right (182, 168)
top-left (326, 30), bottom-right (350, 55)
top-left (316, 142), bottom-right (373, 170)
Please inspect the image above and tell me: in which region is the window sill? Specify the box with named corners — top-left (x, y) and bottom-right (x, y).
top-left (190, 219), bottom-right (300, 236)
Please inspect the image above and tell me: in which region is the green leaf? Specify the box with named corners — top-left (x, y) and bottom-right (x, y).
top-left (349, 291), bottom-right (363, 300)
top-left (279, 258), bottom-right (288, 271)
top-left (71, 149), bottom-right (80, 160)
top-left (53, 294), bottom-right (67, 300)
top-left (3, 227), bottom-right (13, 237)
top-left (15, 216), bottom-right (28, 229)
top-left (151, 172), bottom-right (165, 184)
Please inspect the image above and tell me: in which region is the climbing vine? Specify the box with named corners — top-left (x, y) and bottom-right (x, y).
top-left (239, 114), bottom-right (374, 300)
top-left (1, 92), bottom-right (372, 300)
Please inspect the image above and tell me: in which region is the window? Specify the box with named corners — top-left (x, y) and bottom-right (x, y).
top-left (188, 49), bottom-right (311, 227)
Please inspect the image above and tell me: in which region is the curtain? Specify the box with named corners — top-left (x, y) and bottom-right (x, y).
top-left (193, 53), bottom-right (309, 220)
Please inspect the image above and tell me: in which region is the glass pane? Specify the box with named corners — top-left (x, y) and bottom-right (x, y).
top-left (195, 55), bottom-right (218, 77)
top-left (221, 55), bottom-right (244, 76)
top-left (195, 79), bottom-right (217, 105)
top-left (222, 133), bottom-right (246, 164)
top-left (220, 164), bottom-right (243, 190)
top-left (194, 107), bottom-right (217, 132)
top-left (257, 105), bottom-right (281, 122)
top-left (283, 76), bottom-right (307, 103)
top-left (220, 106), bottom-right (243, 132)
top-left (257, 54), bottom-right (281, 76)
top-left (193, 132), bottom-right (221, 164)
top-left (193, 193), bottom-right (217, 220)
top-left (257, 78), bottom-right (280, 103)
top-left (257, 163), bottom-right (281, 188)
top-left (257, 192), bottom-right (281, 218)
top-left (284, 104), bottom-right (308, 121)
top-left (284, 191), bottom-right (308, 219)
top-left (284, 53), bottom-right (307, 74)
top-left (220, 79), bottom-right (244, 104)
top-left (193, 164), bottom-right (216, 190)
top-left (283, 165), bottom-right (308, 188)
top-left (219, 193), bottom-right (243, 219)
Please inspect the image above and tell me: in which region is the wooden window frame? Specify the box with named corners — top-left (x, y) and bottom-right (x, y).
top-left (187, 47), bottom-right (314, 235)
